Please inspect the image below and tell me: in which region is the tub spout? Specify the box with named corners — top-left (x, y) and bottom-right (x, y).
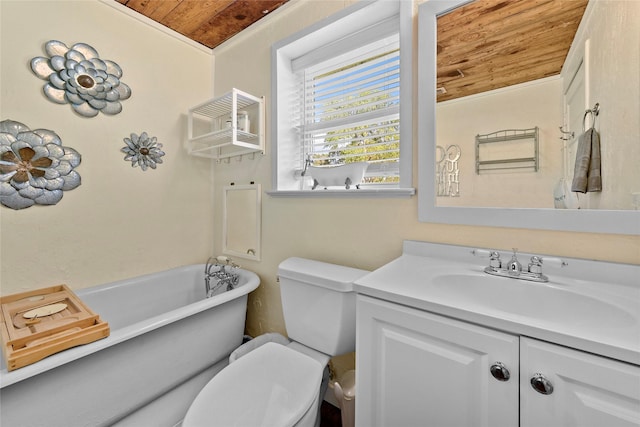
top-left (205, 256), bottom-right (241, 297)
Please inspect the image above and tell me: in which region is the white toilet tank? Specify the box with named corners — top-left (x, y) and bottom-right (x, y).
top-left (278, 258), bottom-right (369, 356)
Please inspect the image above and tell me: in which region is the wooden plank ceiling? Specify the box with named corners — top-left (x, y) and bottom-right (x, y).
top-left (116, 0), bottom-right (290, 49)
top-left (116, 0), bottom-right (588, 101)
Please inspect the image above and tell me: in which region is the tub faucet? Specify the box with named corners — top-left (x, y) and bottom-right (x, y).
top-left (205, 256), bottom-right (241, 297)
top-left (473, 248), bottom-right (567, 283)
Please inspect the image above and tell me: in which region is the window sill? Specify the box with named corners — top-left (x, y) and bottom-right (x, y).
top-left (266, 188), bottom-right (415, 198)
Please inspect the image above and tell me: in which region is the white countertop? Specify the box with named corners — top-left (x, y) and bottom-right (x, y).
top-left (354, 241), bottom-right (640, 366)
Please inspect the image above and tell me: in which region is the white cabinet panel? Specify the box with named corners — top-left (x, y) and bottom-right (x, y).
top-left (356, 295), bottom-right (519, 427)
top-left (521, 337), bottom-right (640, 427)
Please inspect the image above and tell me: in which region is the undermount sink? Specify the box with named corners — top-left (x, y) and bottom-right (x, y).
top-left (430, 273), bottom-right (637, 329)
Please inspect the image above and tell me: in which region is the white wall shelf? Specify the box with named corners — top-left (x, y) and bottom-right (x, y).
top-left (187, 88), bottom-right (265, 160)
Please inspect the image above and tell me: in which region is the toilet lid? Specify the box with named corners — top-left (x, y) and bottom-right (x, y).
top-left (183, 342), bottom-right (323, 427)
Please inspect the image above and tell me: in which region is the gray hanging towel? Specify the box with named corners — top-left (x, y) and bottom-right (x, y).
top-left (571, 128), bottom-right (602, 193)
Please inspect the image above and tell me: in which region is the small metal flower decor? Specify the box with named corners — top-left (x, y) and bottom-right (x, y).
top-left (121, 132), bottom-right (165, 171)
top-left (0, 120), bottom-right (81, 210)
top-left (30, 40), bottom-right (131, 117)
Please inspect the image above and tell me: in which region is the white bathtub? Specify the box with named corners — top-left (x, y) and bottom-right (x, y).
top-left (0, 264), bottom-right (260, 427)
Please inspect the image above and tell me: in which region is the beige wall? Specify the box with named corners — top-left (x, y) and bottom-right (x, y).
top-left (0, 0), bottom-right (214, 295)
top-left (210, 0), bottom-right (640, 342)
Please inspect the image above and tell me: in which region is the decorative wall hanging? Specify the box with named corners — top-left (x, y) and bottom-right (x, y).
top-left (121, 132), bottom-right (165, 171)
top-left (0, 120), bottom-right (82, 210)
top-left (436, 144), bottom-right (461, 197)
top-left (30, 40), bottom-right (131, 117)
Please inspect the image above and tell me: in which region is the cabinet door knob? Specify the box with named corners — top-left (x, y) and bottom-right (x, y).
top-left (530, 373), bottom-right (554, 395)
top-left (490, 362), bottom-right (510, 381)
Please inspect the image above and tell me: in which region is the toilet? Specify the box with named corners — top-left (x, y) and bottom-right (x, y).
top-left (182, 257), bottom-right (369, 427)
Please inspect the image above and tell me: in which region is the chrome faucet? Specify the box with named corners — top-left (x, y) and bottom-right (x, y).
top-left (473, 248), bottom-right (567, 283)
top-left (488, 251), bottom-right (502, 271)
top-left (506, 248), bottom-right (522, 276)
top-left (205, 256), bottom-right (241, 297)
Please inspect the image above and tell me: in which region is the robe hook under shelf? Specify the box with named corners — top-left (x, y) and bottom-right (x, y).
top-left (583, 103), bottom-right (600, 131)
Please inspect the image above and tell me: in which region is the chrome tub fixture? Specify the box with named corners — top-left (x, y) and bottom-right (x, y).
top-left (204, 256), bottom-right (241, 298)
top-left (0, 120), bottom-right (81, 210)
top-left (31, 40), bottom-right (131, 117)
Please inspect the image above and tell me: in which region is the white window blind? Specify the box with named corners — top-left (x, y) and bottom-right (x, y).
top-left (300, 37), bottom-right (401, 184)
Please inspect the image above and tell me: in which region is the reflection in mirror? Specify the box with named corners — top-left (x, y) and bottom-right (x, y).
top-left (417, 0), bottom-right (639, 235)
top-left (223, 184), bottom-right (261, 261)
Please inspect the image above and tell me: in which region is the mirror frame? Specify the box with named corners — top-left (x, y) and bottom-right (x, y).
top-left (417, 0), bottom-right (639, 235)
top-left (222, 183), bottom-right (262, 261)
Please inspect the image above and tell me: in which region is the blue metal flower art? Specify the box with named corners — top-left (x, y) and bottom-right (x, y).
top-left (121, 132), bottom-right (165, 171)
top-left (0, 120), bottom-right (81, 210)
top-left (31, 40), bottom-right (131, 117)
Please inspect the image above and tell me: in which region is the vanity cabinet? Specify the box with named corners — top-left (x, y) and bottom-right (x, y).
top-left (520, 337), bottom-right (640, 427)
top-left (187, 88), bottom-right (264, 160)
top-left (356, 295), bottom-right (640, 427)
top-left (356, 295), bottom-right (519, 427)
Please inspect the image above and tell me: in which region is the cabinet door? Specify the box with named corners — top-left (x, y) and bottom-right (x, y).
top-left (521, 337), bottom-right (640, 427)
top-left (356, 295), bottom-right (519, 427)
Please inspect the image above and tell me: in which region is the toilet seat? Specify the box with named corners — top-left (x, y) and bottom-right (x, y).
top-left (182, 342), bottom-right (324, 427)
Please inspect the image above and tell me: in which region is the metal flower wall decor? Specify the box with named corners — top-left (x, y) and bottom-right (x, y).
top-left (31, 40), bottom-right (131, 117)
top-left (0, 120), bottom-right (81, 210)
top-left (121, 132), bottom-right (165, 171)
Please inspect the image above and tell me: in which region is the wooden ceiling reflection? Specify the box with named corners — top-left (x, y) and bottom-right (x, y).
top-left (437, 0), bottom-right (589, 101)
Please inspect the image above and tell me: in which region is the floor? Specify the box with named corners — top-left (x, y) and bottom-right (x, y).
top-left (320, 401), bottom-right (343, 427)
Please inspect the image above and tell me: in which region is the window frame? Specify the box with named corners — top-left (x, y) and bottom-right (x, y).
top-left (269, 0), bottom-right (415, 198)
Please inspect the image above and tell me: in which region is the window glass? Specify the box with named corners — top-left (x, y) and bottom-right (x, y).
top-left (271, 0), bottom-right (413, 195)
top-left (302, 39), bottom-right (400, 185)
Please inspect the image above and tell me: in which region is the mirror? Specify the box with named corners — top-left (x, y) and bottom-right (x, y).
top-left (223, 184), bottom-right (261, 261)
top-left (418, 0), bottom-right (639, 235)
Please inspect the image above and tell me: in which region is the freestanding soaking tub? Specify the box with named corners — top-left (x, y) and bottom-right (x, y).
top-left (0, 264), bottom-right (260, 427)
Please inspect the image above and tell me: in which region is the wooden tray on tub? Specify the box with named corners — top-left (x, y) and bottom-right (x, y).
top-left (0, 285), bottom-right (110, 371)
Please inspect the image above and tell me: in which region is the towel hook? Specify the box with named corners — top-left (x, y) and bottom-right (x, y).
top-left (582, 103), bottom-right (600, 131)
top-left (559, 126), bottom-right (574, 141)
